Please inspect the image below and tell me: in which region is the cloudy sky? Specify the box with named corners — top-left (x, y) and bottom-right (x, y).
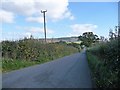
top-left (0, 0), bottom-right (118, 41)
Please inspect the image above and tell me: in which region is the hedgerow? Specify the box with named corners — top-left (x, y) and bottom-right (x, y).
top-left (87, 38), bottom-right (119, 88)
top-left (2, 38), bottom-right (78, 72)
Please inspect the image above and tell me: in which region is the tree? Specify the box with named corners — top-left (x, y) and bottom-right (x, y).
top-left (78, 32), bottom-right (99, 47)
top-left (109, 26), bottom-right (119, 41)
top-left (109, 29), bottom-right (114, 40)
top-left (100, 36), bottom-right (105, 42)
top-left (30, 35), bottom-right (34, 39)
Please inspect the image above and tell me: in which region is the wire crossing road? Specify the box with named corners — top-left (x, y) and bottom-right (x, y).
top-left (2, 51), bottom-right (92, 88)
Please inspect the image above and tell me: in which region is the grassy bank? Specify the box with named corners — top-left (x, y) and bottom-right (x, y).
top-left (86, 39), bottom-right (119, 88)
top-left (2, 39), bottom-right (78, 72)
top-left (2, 59), bottom-right (39, 72)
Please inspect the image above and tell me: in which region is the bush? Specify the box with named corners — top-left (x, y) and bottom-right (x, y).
top-left (2, 39), bottom-right (78, 72)
top-left (87, 39), bottom-right (119, 88)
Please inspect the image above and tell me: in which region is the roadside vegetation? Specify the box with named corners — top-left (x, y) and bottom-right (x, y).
top-left (85, 26), bottom-right (119, 88)
top-left (1, 24), bottom-right (119, 88)
top-left (2, 38), bottom-right (78, 72)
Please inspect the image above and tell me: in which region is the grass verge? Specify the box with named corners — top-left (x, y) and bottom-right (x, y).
top-left (86, 50), bottom-right (118, 88)
top-left (2, 59), bottom-right (39, 72)
top-left (2, 52), bottom-right (77, 73)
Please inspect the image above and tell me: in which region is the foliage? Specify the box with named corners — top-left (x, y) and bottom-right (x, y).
top-left (67, 42), bottom-right (81, 52)
top-left (78, 32), bottom-right (99, 47)
top-left (2, 59), bottom-right (39, 72)
top-left (109, 26), bottom-right (119, 41)
top-left (87, 38), bottom-right (119, 88)
top-left (2, 39), bottom-right (78, 72)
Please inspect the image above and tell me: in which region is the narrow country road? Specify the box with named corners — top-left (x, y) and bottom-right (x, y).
top-left (2, 50), bottom-right (92, 88)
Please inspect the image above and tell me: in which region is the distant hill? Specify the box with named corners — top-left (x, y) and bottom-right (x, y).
top-left (38, 36), bottom-right (79, 43)
top-left (0, 36), bottom-right (80, 43)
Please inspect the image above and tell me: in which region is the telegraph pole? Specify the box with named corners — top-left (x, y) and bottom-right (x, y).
top-left (41, 10), bottom-right (47, 43)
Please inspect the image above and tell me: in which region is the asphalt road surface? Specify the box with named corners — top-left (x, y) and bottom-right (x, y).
top-left (2, 50), bottom-right (92, 88)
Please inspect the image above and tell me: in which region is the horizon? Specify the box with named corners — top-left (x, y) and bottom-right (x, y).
top-left (0, 0), bottom-right (118, 41)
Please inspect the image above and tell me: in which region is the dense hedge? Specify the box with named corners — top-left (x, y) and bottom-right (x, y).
top-left (87, 38), bottom-right (119, 88)
top-left (2, 39), bottom-right (78, 61)
top-left (2, 39), bottom-right (78, 72)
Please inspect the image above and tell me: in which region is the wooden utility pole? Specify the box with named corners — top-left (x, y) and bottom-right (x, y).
top-left (41, 10), bottom-right (47, 43)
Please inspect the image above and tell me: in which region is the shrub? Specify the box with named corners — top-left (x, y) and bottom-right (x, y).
top-left (87, 39), bottom-right (119, 88)
top-left (2, 39), bottom-right (78, 72)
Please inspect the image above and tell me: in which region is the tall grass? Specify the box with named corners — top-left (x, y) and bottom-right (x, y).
top-left (2, 59), bottom-right (39, 72)
top-left (86, 39), bottom-right (119, 88)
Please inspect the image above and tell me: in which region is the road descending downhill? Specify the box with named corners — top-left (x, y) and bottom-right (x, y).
top-left (2, 50), bottom-right (92, 88)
